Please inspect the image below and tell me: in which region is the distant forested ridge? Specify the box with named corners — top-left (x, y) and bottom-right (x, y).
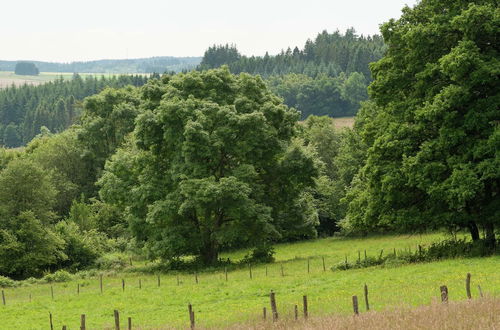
top-left (0, 56), bottom-right (202, 74)
top-left (199, 29), bottom-right (385, 119)
top-left (0, 74), bottom-right (150, 147)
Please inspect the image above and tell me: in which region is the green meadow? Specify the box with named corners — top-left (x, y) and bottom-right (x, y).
top-left (1, 232), bottom-right (499, 329)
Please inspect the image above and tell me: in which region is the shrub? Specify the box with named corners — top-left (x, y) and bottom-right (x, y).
top-left (95, 253), bottom-right (129, 270)
top-left (0, 276), bottom-right (18, 288)
top-left (42, 270), bottom-right (73, 283)
top-left (331, 238), bottom-right (497, 272)
top-left (241, 245), bottom-right (276, 264)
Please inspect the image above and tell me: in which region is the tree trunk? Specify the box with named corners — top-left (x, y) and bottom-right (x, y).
top-left (200, 239), bottom-right (219, 265)
top-left (484, 222), bottom-right (496, 248)
top-left (468, 221), bottom-right (480, 242)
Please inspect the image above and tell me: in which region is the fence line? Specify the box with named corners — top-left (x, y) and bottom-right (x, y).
top-left (37, 273), bottom-right (483, 329)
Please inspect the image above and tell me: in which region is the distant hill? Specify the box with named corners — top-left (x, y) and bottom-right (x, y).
top-left (0, 56), bottom-right (202, 74)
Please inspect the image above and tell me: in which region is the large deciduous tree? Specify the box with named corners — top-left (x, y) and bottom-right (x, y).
top-left (344, 0), bottom-right (499, 243)
top-left (99, 67), bottom-right (318, 265)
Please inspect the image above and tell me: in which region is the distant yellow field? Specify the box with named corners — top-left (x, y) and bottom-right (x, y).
top-left (0, 71), bottom-right (124, 89)
top-left (332, 116), bottom-right (355, 129)
top-left (0, 71), bottom-right (71, 88)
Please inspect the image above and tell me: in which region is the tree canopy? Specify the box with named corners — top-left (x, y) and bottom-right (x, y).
top-left (14, 62), bottom-right (39, 76)
top-left (343, 0), bottom-right (499, 243)
top-left (99, 67), bottom-right (319, 265)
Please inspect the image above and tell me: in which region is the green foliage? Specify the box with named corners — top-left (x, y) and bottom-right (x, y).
top-left (99, 67), bottom-right (319, 265)
top-left (42, 270), bottom-right (73, 283)
top-left (95, 253), bottom-right (130, 270)
top-left (0, 158), bottom-right (56, 223)
top-left (200, 29), bottom-right (384, 79)
top-left (25, 129), bottom-right (94, 215)
top-left (199, 44), bottom-right (241, 69)
top-left (343, 0), bottom-right (500, 242)
top-left (332, 239), bottom-right (498, 271)
top-left (2, 123), bottom-right (21, 147)
top-left (0, 74), bottom-right (149, 147)
top-left (241, 245), bottom-right (276, 264)
top-left (54, 221), bottom-right (104, 271)
top-left (78, 86), bottom-right (142, 196)
top-left (268, 73), bottom-right (364, 119)
top-left (199, 30), bottom-right (383, 119)
top-left (0, 211), bottom-right (66, 279)
top-left (0, 275), bottom-right (18, 288)
top-left (14, 62), bottom-right (39, 76)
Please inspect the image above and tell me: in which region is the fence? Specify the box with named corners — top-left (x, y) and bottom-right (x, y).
top-left (2, 272), bottom-right (484, 329)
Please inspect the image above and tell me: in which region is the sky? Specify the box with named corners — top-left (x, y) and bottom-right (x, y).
top-left (0, 0), bottom-right (418, 63)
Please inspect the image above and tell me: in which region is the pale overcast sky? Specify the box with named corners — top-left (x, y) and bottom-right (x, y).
top-left (0, 0), bottom-right (418, 62)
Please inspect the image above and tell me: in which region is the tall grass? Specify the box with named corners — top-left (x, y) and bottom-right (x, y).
top-left (226, 297), bottom-right (500, 329)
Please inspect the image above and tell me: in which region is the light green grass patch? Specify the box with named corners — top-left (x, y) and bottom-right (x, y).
top-left (1, 233), bottom-right (497, 329)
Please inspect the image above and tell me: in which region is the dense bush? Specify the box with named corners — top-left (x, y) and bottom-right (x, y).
top-left (42, 270), bottom-right (73, 283)
top-left (332, 239), bottom-right (498, 271)
top-left (95, 253), bottom-right (130, 270)
top-left (0, 276), bottom-right (18, 288)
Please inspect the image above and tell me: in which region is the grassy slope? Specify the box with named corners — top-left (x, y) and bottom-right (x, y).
top-left (1, 233), bottom-right (499, 329)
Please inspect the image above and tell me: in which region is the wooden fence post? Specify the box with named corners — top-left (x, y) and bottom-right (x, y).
top-left (322, 256), bottom-right (326, 271)
top-left (265, 266), bottom-right (268, 277)
top-left (249, 263), bottom-right (253, 279)
top-left (157, 275), bottom-right (161, 287)
top-left (177, 275), bottom-right (180, 286)
top-left (128, 317), bottom-right (132, 330)
top-left (77, 283), bottom-right (80, 295)
top-left (345, 255), bottom-right (348, 268)
top-left (114, 310), bottom-right (120, 330)
top-left (195, 273), bottom-right (198, 284)
top-left (364, 284), bottom-right (370, 311)
top-left (352, 295), bottom-right (359, 315)
top-left (478, 285), bottom-right (484, 298)
top-left (280, 264), bottom-right (284, 277)
top-left (263, 307), bottom-right (267, 320)
top-left (29, 293), bottom-right (32, 303)
top-left (139, 279), bottom-right (142, 289)
top-left (270, 290), bottom-right (278, 322)
top-left (307, 258), bottom-right (310, 273)
top-left (49, 312), bottom-right (54, 330)
top-left (294, 305), bottom-right (298, 320)
top-left (466, 273), bottom-right (472, 299)
top-left (51, 285), bottom-right (54, 300)
top-left (225, 267), bottom-right (228, 281)
top-left (2, 290), bottom-right (5, 305)
top-left (440, 285), bottom-right (448, 303)
top-left (100, 275), bottom-right (103, 294)
top-left (188, 304), bottom-right (195, 329)
top-left (80, 314), bottom-right (86, 330)
top-left (303, 295), bottom-right (308, 319)
top-left (62, 326), bottom-right (66, 330)
top-left (364, 250), bottom-right (367, 262)
top-left (358, 251), bottom-right (361, 263)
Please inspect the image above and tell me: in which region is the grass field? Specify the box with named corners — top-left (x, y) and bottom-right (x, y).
top-left (0, 71), bottom-right (120, 89)
top-left (331, 116), bottom-right (355, 129)
top-left (1, 232), bottom-right (498, 329)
